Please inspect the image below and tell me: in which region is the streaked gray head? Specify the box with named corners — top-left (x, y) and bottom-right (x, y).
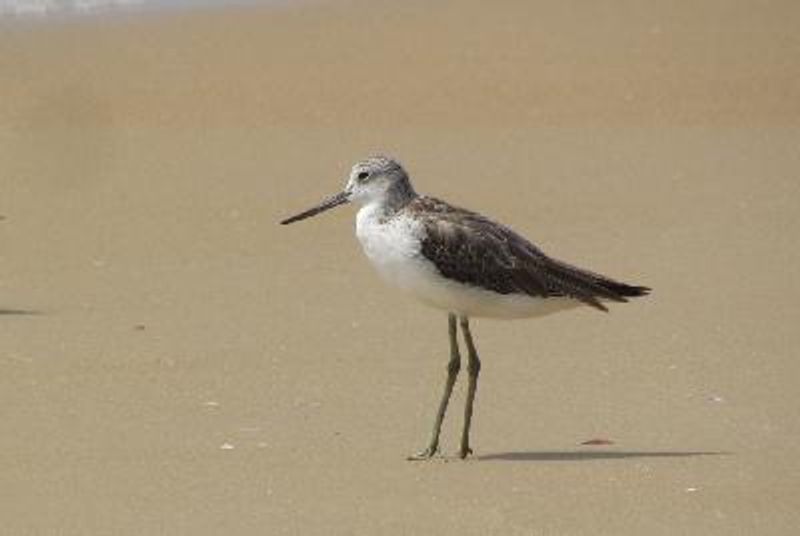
top-left (344, 155), bottom-right (416, 207)
top-left (279, 155), bottom-right (417, 226)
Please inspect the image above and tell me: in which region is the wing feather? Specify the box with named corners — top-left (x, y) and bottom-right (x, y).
top-left (408, 197), bottom-right (649, 310)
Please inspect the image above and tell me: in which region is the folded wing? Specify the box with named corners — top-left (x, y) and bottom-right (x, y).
top-left (411, 197), bottom-right (650, 311)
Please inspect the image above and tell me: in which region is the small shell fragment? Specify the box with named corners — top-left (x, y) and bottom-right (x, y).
top-left (580, 438), bottom-right (615, 446)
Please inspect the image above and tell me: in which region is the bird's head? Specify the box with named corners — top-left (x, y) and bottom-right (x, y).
top-left (280, 155), bottom-right (415, 225)
top-left (344, 155), bottom-right (410, 206)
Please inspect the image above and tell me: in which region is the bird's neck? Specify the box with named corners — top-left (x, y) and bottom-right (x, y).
top-left (379, 176), bottom-right (418, 215)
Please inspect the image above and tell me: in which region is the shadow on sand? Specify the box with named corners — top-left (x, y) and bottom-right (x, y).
top-left (479, 450), bottom-right (728, 462)
top-left (0, 309), bottom-right (42, 316)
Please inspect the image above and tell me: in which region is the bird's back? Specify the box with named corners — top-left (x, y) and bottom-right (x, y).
top-left (401, 196), bottom-right (650, 312)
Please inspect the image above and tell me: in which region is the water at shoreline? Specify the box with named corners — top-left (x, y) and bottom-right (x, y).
top-left (0, 0), bottom-right (283, 20)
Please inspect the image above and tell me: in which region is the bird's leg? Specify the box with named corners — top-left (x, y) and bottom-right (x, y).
top-left (408, 313), bottom-right (461, 460)
top-left (458, 316), bottom-right (481, 459)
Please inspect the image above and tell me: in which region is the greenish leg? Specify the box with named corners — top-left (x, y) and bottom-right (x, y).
top-left (408, 313), bottom-right (461, 460)
top-left (458, 316), bottom-right (481, 459)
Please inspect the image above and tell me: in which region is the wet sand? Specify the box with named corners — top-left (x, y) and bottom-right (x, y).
top-left (2, 1), bottom-right (800, 534)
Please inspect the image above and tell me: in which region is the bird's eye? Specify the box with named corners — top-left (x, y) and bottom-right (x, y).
top-left (357, 171), bottom-right (369, 180)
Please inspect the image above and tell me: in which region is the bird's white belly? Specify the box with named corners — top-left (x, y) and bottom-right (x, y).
top-left (355, 206), bottom-right (580, 319)
top-left (355, 207), bottom-right (429, 291)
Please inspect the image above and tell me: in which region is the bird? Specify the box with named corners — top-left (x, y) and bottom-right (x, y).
top-left (280, 155), bottom-right (649, 460)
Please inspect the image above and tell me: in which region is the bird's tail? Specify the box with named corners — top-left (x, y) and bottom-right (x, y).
top-left (597, 279), bottom-right (651, 299)
top-left (544, 258), bottom-right (651, 311)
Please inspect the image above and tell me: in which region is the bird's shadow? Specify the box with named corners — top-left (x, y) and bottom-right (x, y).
top-left (0, 309), bottom-right (42, 316)
top-left (478, 450), bottom-right (728, 462)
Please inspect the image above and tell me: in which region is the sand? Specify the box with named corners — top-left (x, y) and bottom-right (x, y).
top-left (1, 1), bottom-right (799, 534)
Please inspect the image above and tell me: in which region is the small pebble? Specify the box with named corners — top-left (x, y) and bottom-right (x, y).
top-left (580, 438), bottom-right (615, 446)
top-left (220, 442), bottom-right (235, 450)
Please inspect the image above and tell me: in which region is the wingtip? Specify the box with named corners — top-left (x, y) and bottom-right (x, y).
top-left (612, 283), bottom-right (651, 298)
top-left (633, 285), bottom-right (652, 297)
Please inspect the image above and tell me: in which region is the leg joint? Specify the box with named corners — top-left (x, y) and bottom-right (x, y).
top-left (447, 357), bottom-right (461, 376)
top-left (468, 360), bottom-right (481, 377)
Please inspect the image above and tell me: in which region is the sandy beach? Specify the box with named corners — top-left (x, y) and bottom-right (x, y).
top-left (2, 1), bottom-right (799, 534)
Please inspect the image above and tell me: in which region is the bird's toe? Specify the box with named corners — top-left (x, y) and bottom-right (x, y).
top-left (407, 446), bottom-right (439, 461)
top-left (458, 446), bottom-right (473, 459)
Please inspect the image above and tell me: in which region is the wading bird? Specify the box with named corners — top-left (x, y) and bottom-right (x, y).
top-left (281, 156), bottom-right (649, 459)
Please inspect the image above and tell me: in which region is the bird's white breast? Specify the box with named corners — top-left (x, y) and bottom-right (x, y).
top-left (354, 204), bottom-right (580, 319)
top-left (355, 204), bottom-right (429, 292)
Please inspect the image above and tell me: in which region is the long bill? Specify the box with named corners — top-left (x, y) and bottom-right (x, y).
top-left (280, 191), bottom-right (350, 225)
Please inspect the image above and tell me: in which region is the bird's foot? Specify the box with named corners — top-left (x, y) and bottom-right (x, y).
top-left (407, 445), bottom-right (439, 461)
top-left (458, 445), bottom-right (473, 459)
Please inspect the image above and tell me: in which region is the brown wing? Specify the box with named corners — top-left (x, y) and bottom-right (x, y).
top-left (408, 197), bottom-right (649, 311)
